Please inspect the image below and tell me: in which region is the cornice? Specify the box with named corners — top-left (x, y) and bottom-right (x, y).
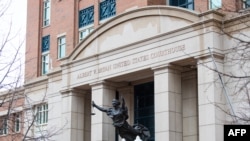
top-left (24, 75), bottom-right (48, 88)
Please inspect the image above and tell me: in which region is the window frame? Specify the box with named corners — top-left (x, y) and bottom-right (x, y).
top-left (41, 52), bottom-right (50, 75)
top-left (58, 35), bottom-right (66, 59)
top-left (43, 0), bottom-right (51, 27)
top-left (41, 35), bottom-right (50, 75)
top-left (42, 35), bottom-right (50, 53)
top-left (0, 117), bottom-right (8, 136)
top-left (14, 113), bottom-right (21, 133)
top-left (169, 0), bottom-right (194, 10)
top-left (99, 0), bottom-right (116, 21)
top-left (79, 5), bottom-right (94, 28)
top-left (209, 0), bottom-right (222, 9)
top-left (243, 0), bottom-right (250, 8)
top-left (36, 104), bottom-right (48, 126)
top-left (79, 25), bottom-right (94, 42)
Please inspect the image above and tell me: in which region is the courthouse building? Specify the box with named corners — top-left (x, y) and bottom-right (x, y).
top-left (1, 0), bottom-right (247, 141)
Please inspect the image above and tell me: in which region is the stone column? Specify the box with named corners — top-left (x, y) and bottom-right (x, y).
top-left (182, 70), bottom-right (198, 141)
top-left (91, 81), bottom-right (116, 141)
top-left (152, 64), bottom-right (182, 141)
top-left (60, 89), bottom-right (86, 141)
top-left (197, 57), bottom-right (225, 141)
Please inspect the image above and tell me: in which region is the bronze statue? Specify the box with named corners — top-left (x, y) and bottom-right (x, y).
top-left (92, 98), bottom-right (150, 141)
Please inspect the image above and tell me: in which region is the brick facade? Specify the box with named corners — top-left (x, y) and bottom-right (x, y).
top-left (25, 0), bottom-right (41, 80)
top-left (0, 91), bottom-right (24, 141)
top-left (195, 0), bottom-right (208, 12)
top-left (25, 0), bottom-right (244, 81)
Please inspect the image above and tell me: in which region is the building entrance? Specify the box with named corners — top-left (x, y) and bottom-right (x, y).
top-left (134, 82), bottom-right (155, 141)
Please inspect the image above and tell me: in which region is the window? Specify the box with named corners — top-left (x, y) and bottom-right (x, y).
top-left (14, 113), bottom-right (21, 133)
top-left (0, 113), bottom-right (21, 135)
top-left (79, 6), bottom-right (94, 28)
top-left (134, 82), bottom-right (155, 141)
top-left (99, 0), bottom-right (116, 21)
top-left (42, 35), bottom-right (50, 75)
top-left (42, 35), bottom-right (50, 53)
top-left (0, 118), bottom-right (8, 135)
top-left (209, 0), bottom-right (221, 9)
top-left (58, 36), bottom-right (66, 59)
top-left (43, 0), bottom-right (50, 26)
top-left (79, 26), bottom-right (94, 41)
top-left (42, 54), bottom-right (49, 75)
top-left (34, 105), bottom-right (48, 139)
top-left (36, 104), bottom-right (48, 125)
top-left (243, 0), bottom-right (250, 8)
top-left (169, 0), bottom-right (194, 10)
top-left (79, 6), bottom-right (95, 41)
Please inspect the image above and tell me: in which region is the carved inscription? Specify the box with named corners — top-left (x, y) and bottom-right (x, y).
top-left (77, 45), bottom-right (185, 79)
top-left (151, 45), bottom-right (185, 59)
top-left (93, 65), bottom-right (112, 74)
top-left (77, 70), bottom-right (92, 79)
top-left (132, 55), bottom-right (149, 64)
top-left (113, 60), bottom-right (131, 69)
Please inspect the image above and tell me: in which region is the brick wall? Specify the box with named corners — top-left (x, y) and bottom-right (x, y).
top-left (116, 0), bottom-right (148, 13)
top-left (25, 0), bottom-right (41, 80)
top-left (148, 0), bottom-right (166, 5)
top-left (25, 0), bottom-right (77, 81)
top-left (222, 0), bottom-right (239, 12)
top-left (0, 96), bottom-right (24, 141)
top-left (25, 0), bottom-right (242, 81)
top-left (48, 0), bottom-right (76, 68)
top-left (195, 0), bottom-right (208, 12)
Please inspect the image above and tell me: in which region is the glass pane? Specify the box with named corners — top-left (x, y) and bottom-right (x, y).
top-left (44, 1), bottom-right (49, 8)
top-left (170, 0), bottom-right (178, 6)
top-left (99, 0), bottom-right (116, 20)
top-left (79, 6), bottom-right (94, 28)
top-left (179, 0), bottom-right (186, 5)
top-left (4, 119), bottom-right (7, 134)
top-left (89, 27), bottom-right (94, 33)
top-left (37, 112), bottom-right (41, 124)
top-left (47, 8), bottom-right (50, 20)
top-left (61, 37), bottom-right (66, 44)
top-left (42, 35), bottom-right (50, 52)
top-left (247, 0), bottom-right (250, 7)
top-left (58, 37), bottom-right (66, 58)
top-left (45, 110), bottom-right (48, 123)
top-left (210, 0), bottom-right (221, 9)
top-left (80, 30), bottom-right (88, 39)
top-left (43, 111), bottom-right (46, 123)
top-left (61, 47), bottom-right (65, 55)
top-left (134, 82), bottom-right (155, 141)
top-left (42, 54), bottom-right (49, 74)
top-left (16, 118), bottom-right (20, 132)
top-left (188, 3), bottom-right (193, 10)
top-left (43, 1), bottom-right (50, 26)
top-left (180, 5), bottom-right (187, 8)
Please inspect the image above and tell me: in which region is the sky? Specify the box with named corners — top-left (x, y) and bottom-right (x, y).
top-left (0, 0), bottom-right (27, 90)
top-left (0, 0), bottom-right (27, 37)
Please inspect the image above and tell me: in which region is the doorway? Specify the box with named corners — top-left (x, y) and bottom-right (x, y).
top-left (134, 81), bottom-right (155, 141)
